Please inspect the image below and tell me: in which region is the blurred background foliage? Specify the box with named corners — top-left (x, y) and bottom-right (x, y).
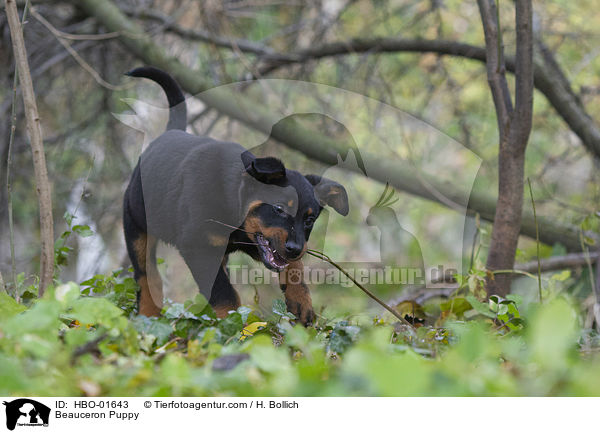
top-left (0, 0), bottom-right (599, 395)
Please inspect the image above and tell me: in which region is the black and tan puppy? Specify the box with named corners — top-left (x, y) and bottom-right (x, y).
top-left (122, 67), bottom-right (348, 325)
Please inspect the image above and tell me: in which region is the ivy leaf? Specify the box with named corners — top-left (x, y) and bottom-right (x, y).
top-left (218, 312), bottom-right (244, 338)
top-left (133, 316), bottom-right (173, 347)
top-left (272, 299), bottom-right (287, 316)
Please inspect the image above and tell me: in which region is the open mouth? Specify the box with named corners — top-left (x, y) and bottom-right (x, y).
top-left (255, 233), bottom-right (289, 272)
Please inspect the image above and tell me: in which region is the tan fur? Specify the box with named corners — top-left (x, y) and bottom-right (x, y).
top-left (244, 212), bottom-right (289, 252)
top-left (280, 260), bottom-right (314, 325)
top-left (132, 235), bottom-right (147, 271)
top-left (213, 295), bottom-right (241, 319)
top-left (135, 235), bottom-right (163, 316)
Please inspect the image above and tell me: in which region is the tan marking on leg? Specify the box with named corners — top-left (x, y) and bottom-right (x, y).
top-left (280, 260), bottom-right (314, 326)
top-left (136, 234), bottom-right (163, 316)
top-left (138, 276), bottom-right (161, 316)
top-left (213, 295), bottom-right (241, 319)
top-left (133, 235), bottom-right (147, 272)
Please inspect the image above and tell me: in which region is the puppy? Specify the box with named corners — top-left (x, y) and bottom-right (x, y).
top-left (122, 67), bottom-right (348, 325)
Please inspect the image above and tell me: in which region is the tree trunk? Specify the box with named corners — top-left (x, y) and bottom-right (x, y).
top-left (479, 0), bottom-right (534, 297)
top-left (5, 0), bottom-right (54, 295)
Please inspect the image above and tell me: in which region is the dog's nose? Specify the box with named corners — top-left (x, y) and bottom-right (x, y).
top-left (285, 241), bottom-right (303, 259)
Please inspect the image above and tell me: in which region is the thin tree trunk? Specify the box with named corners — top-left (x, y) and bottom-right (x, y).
top-left (478, 0), bottom-right (534, 297)
top-left (5, 0), bottom-right (54, 295)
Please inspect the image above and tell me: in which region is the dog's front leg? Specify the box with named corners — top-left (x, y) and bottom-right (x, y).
top-left (279, 260), bottom-right (314, 326)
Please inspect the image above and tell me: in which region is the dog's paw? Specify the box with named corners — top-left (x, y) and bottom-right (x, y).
top-left (286, 299), bottom-right (315, 327)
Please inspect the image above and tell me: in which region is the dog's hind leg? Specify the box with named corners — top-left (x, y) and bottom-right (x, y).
top-left (124, 206), bottom-right (163, 316)
top-left (209, 265), bottom-right (241, 318)
top-left (181, 249), bottom-right (240, 318)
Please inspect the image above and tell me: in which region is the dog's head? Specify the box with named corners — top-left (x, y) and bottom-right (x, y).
top-left (237, 151), bottom-right (348, 272)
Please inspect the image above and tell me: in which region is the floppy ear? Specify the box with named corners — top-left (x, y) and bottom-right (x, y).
top-left (241, 151), bottom-right (286, 184)
top-left (306, 174), bottom-right (349, 216)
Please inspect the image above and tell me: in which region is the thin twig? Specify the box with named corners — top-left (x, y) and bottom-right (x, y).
top-left (305, 249), bottom-right (415, 328)
top-left (527, 177), bottom-right (543, 302)
top-left (30, 7), bottom-right (126, 91)
top-left (492, 269), bottom-right (538, 279)
top-left (205, 218), bottom-right (255, 235)
top-left (6, 0), bottom-right (27, 297)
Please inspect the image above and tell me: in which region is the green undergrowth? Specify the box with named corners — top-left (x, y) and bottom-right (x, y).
top-left (1, 270), bottom-right (600, 397)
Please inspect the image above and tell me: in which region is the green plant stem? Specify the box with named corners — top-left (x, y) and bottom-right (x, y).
top-left (527, 178), bottom-right (543, 302)
top-left (492, 269), bottom-right (538, 279)
top-left (306, 249), bottom-right (415, 329)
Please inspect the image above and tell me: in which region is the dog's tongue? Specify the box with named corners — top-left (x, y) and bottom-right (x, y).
top-left (271, 251), bottom-right (287, 267)
top-left (256, 234), bottom-right (288, 270)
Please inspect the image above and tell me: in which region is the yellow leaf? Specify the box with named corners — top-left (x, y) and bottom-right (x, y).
top-left (239, 321), bottom-right (268, 341)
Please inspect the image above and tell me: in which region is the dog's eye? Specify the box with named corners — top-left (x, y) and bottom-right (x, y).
top-left (304, 216), bottom-right (315, 228)
top-left (273, 204), bottom-right (286, 215)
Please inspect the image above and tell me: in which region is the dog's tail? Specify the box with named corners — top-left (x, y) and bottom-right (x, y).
top-left (125, 66), bottom-right (187, 131)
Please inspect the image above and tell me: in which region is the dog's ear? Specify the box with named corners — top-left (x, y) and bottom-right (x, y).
top-left (306, 174), bottom-right (349, 216)
top-left (241, 151), bottom-right (286, 184)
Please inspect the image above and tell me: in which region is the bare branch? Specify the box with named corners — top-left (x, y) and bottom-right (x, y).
top-left (30, 7), bottom-right (126, 90)
top-left (114, 3), bottom-right (600, 158)
top-left (477, 0), bottom-right (513, 137)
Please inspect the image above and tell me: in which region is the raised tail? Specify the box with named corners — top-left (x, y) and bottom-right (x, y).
top-left (125, 66), bottom-right (187, 131)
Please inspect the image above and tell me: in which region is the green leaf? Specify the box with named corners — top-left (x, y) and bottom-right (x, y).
top-left (465, 295), bottom-right (496, 319)
top-left (551, 270), bottom-right (571, 282)
top-left (133, 316), bottom-right (173, 346)
top-left (440, 297), bottom-right (473, 316)
top-left (581, 216), bottom-right (592, 231)
top-left (272, 299), bottom-right (287, 316)
top-left (583, 236), bottom-right (596, 246)
top-left (187, 293), bottom-right (209, 316)
top-left (506, 294), bottom-right (523, 305)
top-left (54, 282), bottom-right (81, 306)
top-left (328, 322), bottom-right (361, 354)
top-left (72, 224), bottom-right (94, 237)
top-left (63, 211), bottom-right (74, 226)
top-left (69, 297), bottom-right (123, 327)
top-left (218, 312), bottom-right (244, 338)
top-left (0, 292), bottom-right (27, 320)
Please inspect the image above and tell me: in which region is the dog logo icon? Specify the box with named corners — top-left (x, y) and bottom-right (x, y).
top-left (3, 399), bottom-right (50, 431)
